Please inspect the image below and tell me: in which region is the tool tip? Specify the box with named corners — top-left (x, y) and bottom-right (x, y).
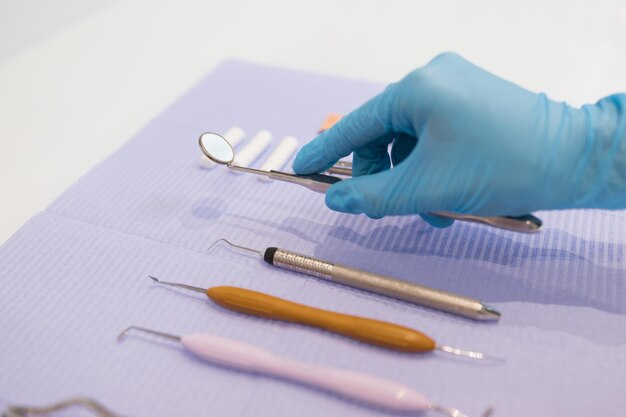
top-left (478, 303), bottom-right (501, 321)
top-left (148, 275), bottom-right (160, 283)
top-left (117, 327), bottom-right (132, 342)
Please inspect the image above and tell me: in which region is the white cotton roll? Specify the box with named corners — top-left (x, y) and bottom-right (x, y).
top-left (231, 130), bottom-right (273, 172)
top-left (223, 126), bottom-right (246, 148)
top-left (198, 126), bottom-right (246, 169)
top-left (258, 136), bottom-right (300, 181)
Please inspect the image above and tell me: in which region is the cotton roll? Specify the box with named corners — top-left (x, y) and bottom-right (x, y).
top-left (231, 130), bottom-right (273, 172)
top-left (258, 136), bottom-right (300, 181)
top-left (223, 126), bottom-right (246, 148)
top-left (198, 126), bottom-right (246, 169)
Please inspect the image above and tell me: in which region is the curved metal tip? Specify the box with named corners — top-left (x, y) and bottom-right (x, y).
top-left (117, 326), bottom-right (181, 343)
top-left (148, 275), bottom-right (206, 294)
top-left (206, 238), bottom-right (228, 252)
top-left (117, 327), bottom-right (133, 342)
top-left (205, 238), bottom-right (261, 257)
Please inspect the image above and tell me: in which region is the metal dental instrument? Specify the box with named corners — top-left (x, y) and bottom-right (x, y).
top-left (207, 239), bottom-right (501, 322)
top-left (327, 160), bottom-right (353, 176)
top-left (200, 131), bottom-right (339, 193)
top-left (326, 161), bottom-right (542, 233)
top-left (199, 131), bottom-right (542, 233)
top-left (149, 276), bottom-right (494, 360)
top-left (3, 398), bottom-right (120, 417)
top-left (259, 135), bottom-right (300, 178)
top-left (118, 326), bottom-right (473, 417)
top-left (199, 126), bottom-right (246, 170)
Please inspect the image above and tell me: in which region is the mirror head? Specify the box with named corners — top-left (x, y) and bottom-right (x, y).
top-left (199, 132), bottom-right (235, 164)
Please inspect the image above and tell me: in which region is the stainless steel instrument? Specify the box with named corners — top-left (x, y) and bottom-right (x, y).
top-left (199, 131), bottom-right (542, 233)
top-left (209, 238), bottom-right (501, 321)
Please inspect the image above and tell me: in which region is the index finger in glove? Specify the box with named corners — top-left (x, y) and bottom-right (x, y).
top-left (293, 84), bottom-right (399, 175)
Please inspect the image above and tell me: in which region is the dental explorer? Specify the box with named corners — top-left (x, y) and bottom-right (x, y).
top-left (207, 239), bottom-right (501, 322)
top-left (118, 325), bottom-right (475, 416)
top-left (198, 131), bottom-right (542, 233)
top-left (149, 276), bottom-right (494, 360)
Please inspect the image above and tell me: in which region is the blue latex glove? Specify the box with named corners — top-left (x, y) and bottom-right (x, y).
top-left (293, 52), bottom-right (626, 227)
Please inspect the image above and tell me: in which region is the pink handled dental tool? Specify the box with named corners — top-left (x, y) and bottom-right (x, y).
top-left (117, 326), bottom-right (470, 416)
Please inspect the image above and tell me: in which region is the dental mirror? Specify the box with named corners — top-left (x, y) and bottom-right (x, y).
top-left (197, 131), bottom-right (540, 233)
top-left (199, 132), bottom-right (235, 164)
top-left (198, 131), bottom-right (341, 193)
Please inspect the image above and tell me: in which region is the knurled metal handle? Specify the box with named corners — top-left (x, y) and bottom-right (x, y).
top-left (272, 249), bottom-right (334, 279)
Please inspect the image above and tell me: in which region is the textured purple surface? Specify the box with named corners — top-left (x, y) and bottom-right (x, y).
top-left (0, 61), bottom-right (625, 417)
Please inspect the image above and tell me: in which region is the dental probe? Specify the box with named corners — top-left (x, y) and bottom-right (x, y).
top-left (207, 239), bottom-right (501, 322)
top-left (149, 276), bottom-right (494, 360)
top-left (118, 325), bottom-right (473, 416)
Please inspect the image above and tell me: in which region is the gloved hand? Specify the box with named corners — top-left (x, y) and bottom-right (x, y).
top-left (293, 52), bottom-right (626, 227)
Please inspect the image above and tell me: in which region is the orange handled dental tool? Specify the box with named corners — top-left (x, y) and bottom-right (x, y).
top-left (148, 276), bottom-right (494, 360)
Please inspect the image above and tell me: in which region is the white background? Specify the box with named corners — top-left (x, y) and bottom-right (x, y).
top-left (1, 0), bottom-right (625, 244)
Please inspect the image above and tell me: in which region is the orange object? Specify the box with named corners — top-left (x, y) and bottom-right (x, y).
top-left (150, 276), bottom-right (489, 360)
top-left (207, 285), bottom-right (436, 352)
top-left (318, 113), bottom-right (343, 133)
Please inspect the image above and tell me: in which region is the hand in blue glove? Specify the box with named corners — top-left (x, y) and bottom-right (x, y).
top-left (293, 52), bottom-right (626, 227)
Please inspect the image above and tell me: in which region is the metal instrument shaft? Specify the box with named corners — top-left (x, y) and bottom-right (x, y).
top-left (210, 239), bottom-right (500, 321)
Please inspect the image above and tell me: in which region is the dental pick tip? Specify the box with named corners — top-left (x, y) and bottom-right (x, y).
top-left (148, 275), bottom-right (206, 294)
top-left (117, 326), bottom-right (181, 343)
top-left (206, 238), bottom-right (262, 256)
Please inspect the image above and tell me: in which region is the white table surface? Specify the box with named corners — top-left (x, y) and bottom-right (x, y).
top-left (1, 0), bottom-right (625, 245)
